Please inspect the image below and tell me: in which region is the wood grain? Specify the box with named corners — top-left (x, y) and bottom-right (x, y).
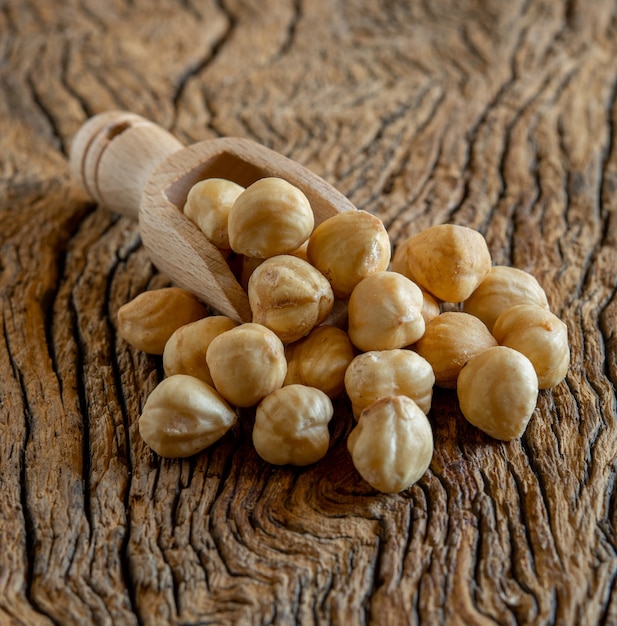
top-left (1, 0), bottom-right (616, 624)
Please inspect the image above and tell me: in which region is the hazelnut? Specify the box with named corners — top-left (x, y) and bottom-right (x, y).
top-left (390, 235), bottom-right (408, 275)
top-left (117, 287), bottom-right (208, 354)
top-left (492, 304), bottom-right (570, 389)
top-left (463, 265), bottom-right (549, 332)
top-left (347, 271), bottom-right (425, 352)
top-left (253, 384), bottom-right (333, 466)
top-left (139, 375), bottom-right (237, 458)
top-left (393, 224), bottom-right (492, 302)
top-left (347, 396), bottom-right (433, 493)
top-left (457, 345), bottom-right (538, 440)
top-left (248, 255), bottom-right (334, 344)
top-left (393, 246), bottom-right (441, 323)
top-left (307, 210), bottom-right (391, 299)
top-left (420, 288), bottom-right (441, 325)
top-left (344, 349), bottom-right (435, 419)
top-left (183, 178), bottom-right (244, 250)
top-left (228, 177), bottom-right (314, 258)
top-left (414, 311), bottom-right (497, 388)
top-left (206, 323), bottom-right (287, 407)
top-left (284, 325), bottom-right (355, 399)
top-left (162, 315), bottom-right (239, 386)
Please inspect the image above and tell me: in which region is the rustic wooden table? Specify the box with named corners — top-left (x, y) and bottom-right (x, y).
top-left (1, 1), bottom-right (616, 624)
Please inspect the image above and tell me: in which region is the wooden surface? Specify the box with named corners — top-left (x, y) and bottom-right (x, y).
top-left (1, 1), bottom-right (616, 624)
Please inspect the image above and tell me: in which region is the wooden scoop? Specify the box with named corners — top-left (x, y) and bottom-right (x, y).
top-left (70, 111), bottom-right (355, 322)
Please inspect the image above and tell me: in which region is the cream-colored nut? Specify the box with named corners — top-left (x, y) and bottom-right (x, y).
top-left (228, 177), bottom-right (314, 258)
top-left (390, 234), bottom-right (408, 275)
top-left (393, 246), bottom-right (440, 323)
top-left (163, 316), bottom-right (239, 385)
top-left (347, 271), bottom-right (425, 352)
top-left (393, 224), bottom-right (492, 302)
top-left (139, 374), bottom-right (237, 458)
top-left (457, 345), bottom-right (538, 440)
top-left (206, 323), bottom-right (287, 407)
top-left (284, 325), bottom-right (355, 398)
top-left (117, 287), bottom-right (208, 354)
top-left (307, 210), bottom-right (391, 299)
top-left (344, 349), bottom-right (435, 419)
top-left (463, 265), bottom-right (549, 332)
top-left (492, 304), bottom-right (570, 389)
top-left (421, 289), bottom-right (441, 324)
top-left (253, 384), bottom-right (333, 465)
top-left (183, 178), bottom-right (245, 250)
top-left (347, 396), bottom-right (433, 493)
top-left (414, 311), bottom-right (497, 388)
top-left (248, 255), bottom-right (334, 343)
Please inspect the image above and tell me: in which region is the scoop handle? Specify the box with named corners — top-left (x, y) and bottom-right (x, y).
top-left (69, 111), bottom-right (184, 219)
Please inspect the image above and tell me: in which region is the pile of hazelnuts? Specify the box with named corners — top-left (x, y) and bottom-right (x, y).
top-left (117, 176), bottom-right (570, 493)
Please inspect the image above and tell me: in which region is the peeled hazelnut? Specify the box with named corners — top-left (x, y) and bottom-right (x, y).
top-left (463, 265), bottom-right (550, 332)
top-left (457, 345), bottom-right (538, 440)
top-left (253, 384), bottom-right (333, 466)
top-left (284, 325), bottom-right (355, 399)
top-left (347, 271), bottom-right (425, 352)
top-left (393, 247), bottom-right (441, 323)
top-left (414, 311), bottom-right (497, 388)
top-left (228, 177), bottom-right (314, 258)
top-left (248, 255), bottom-right (334, 343)
top-left (117, 287), bottom-right (208, 354)
top-left (421, 289), bottom-right (441, 325)
top-left (393, 224), bottom-right (492, 302)
top-left (390, 235), bottom-right (408, 275)
top-left (183, 178), bottom-right (244, 250)
top-left (139, 375), bottom-right (237, 458)
top-left (206, 323), bottom-right (287, 407)
top-left (163, 316), bottom-right (239, 386)
top-left (347, 396), bottom-right (433, 493)
top-left (307, 210), bottom-right (391, 299)
top-left (344, 349), bottom-right (435, 419)
top-left (492, 304), bottom-right (570, 389)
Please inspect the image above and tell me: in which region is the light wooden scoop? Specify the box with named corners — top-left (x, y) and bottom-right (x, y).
top-left (70, 111), bottom-right (355, 322)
